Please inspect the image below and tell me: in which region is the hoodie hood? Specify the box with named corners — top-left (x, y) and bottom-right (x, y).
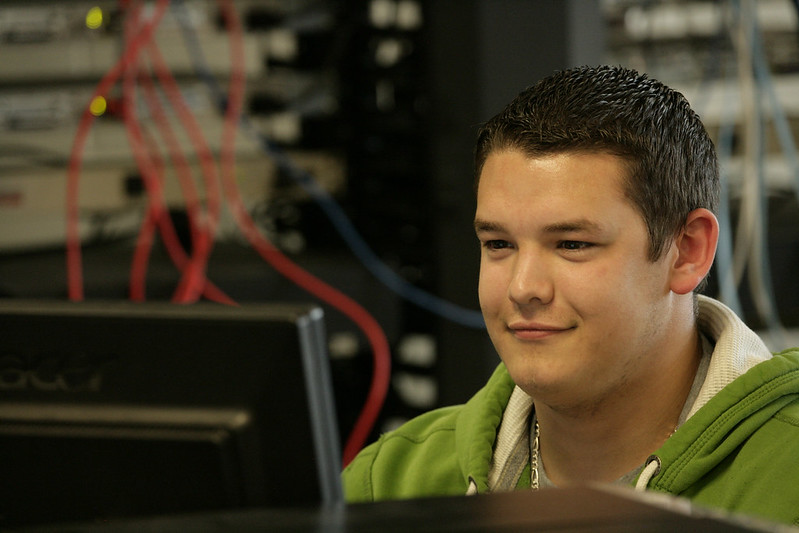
top-left (456, 364), bottom-right (516, 495)
top-left (635, 297), bottom-right (799, 499)
top-left (687, 295), bottom-right (776, 418)
top-left (637, 348), bottom-right (799, 493)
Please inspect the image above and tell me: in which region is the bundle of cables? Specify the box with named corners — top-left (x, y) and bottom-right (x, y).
top-left (630, 0), bottom-right (799, 345)
top-left (65, 0), bottom-right (389, 466)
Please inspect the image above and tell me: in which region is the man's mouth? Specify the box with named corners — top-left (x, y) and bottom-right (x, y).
top-left (507, 322), bottom-right (573, 340)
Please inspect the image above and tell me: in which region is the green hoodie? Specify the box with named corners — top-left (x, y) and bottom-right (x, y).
top-left (342, 297), bottom-right (799, 527)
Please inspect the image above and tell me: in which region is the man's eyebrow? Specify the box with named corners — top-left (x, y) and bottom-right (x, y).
top-left (543, 219), bottom-right (604, 233)
top-left (474, 218), bottom-right (606, 235)
top-left (473, 219), bottom-right (505, 233)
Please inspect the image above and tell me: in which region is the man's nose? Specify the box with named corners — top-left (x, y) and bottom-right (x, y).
top-left (508, 250), bottom-right (554, 306)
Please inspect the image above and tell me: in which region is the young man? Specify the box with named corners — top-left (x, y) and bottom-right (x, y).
top-left (342, 65), bottom-right (799, 526)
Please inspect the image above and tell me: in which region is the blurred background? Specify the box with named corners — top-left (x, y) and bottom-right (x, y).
top-left (0, 0), bottom-right (797, 451)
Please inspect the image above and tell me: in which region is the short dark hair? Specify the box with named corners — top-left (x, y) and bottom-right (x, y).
top-left (474, 65), bottom-right (719, 262)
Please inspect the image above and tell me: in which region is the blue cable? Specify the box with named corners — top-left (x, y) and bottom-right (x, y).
top-left (715, 83), bottom-right (744, 317)
top-left (171, 1), bottom-right (485, 328)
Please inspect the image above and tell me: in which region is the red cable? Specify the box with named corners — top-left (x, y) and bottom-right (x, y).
top-left (130, 125), bottom-right (194, 302)
top-left (121, 4), bottom-right (234, 305)
top-left (145, 43), bottom-right (222, 303)
top-left (139, 73), bottom-right (235, 303)
top-left (121, 4), bottom-right (170, 301)
top-left (217, 0), bottom-right (390, 466)
top-left (138, 69), bottom-right (205, 274)
top-left (127, 143), bottom-right (160, 302)
top-left (66, 0), bottom-right (170, 301)
top-left (138, 67), bottom-right (235, 304)
top-left (139, 51), bottom-right (234, 304)
top-left (228, 198), bottom-right (391, 466)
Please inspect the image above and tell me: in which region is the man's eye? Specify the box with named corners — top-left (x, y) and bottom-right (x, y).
top-left (558, 241), bottom-right (592, 251)
top-left (483, 239), bottom-right (511, 250)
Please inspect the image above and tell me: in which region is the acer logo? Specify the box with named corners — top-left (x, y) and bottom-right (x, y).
top-left (0, 352), bottom-right (109, 392)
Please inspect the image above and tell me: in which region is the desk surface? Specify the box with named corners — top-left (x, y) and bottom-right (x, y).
top-left (21, 486), bottom-right (776, 532)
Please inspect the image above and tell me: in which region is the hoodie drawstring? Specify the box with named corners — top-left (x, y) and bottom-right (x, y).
top-left (635, 455), bottom-right (661, 491)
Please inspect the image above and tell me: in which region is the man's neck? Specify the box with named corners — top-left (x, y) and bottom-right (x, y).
top-left (534, 328), bottom-right (703, 486)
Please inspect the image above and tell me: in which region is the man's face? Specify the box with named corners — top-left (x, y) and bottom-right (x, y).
top-left (475, 150), bottom-right (678, 412)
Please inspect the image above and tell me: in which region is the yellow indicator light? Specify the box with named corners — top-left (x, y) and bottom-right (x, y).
top-left (86, 7), bottom-right (103, 29)
top-left (89, 96), bottom-right (107, 117)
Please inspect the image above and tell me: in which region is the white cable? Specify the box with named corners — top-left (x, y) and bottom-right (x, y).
top-left (731, 0), bottom-right (786, 341)
top-left (731, 0), bottom-right (758, 288)
top-left (748, 0), bottom-right (790, 344)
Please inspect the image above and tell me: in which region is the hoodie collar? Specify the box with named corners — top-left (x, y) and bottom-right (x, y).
top-left (689, 295), bottom-right (774, 418)
top-left (456, 363), bottom-right (516, 495)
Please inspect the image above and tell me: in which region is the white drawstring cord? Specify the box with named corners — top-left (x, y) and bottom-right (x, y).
top-left (466, 477), bottom-right (479, 496)
top-left (635, 455), bottom-right (661, 491)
